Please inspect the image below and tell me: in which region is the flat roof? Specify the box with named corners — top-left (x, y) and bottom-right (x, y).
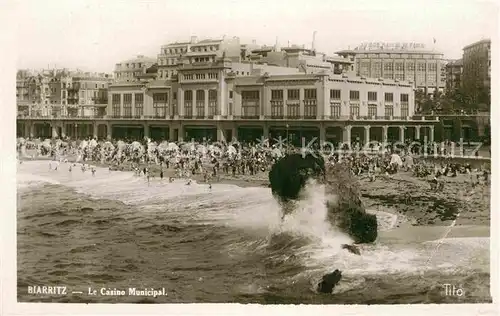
top-left (463, 39), bottom-right (491, 50)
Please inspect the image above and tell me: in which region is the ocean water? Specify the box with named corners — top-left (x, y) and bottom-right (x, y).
top-left (17, 160), bottom-right (491, 304)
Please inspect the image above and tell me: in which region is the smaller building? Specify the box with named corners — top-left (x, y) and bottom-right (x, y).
top-left (445, 59), bottom-right (463, 92)
top-left (462, 39), bottom-right (491, 108)
top-left (114, 55), bottom-right (156, 82)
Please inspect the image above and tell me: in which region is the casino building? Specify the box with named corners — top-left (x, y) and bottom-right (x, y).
top-left (17, 37), bottom-right (440, 144)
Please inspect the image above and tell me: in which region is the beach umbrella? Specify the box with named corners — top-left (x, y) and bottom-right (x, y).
top-left (102, 141), bottom-right (114, 151)
top-left (227, 145), bottom-right (237, 155)
top-left (131, 141), bottom-right (141, 149)
top-left (167, 142), bottom-right (179, 151)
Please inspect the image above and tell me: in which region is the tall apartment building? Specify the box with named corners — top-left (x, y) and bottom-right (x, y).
top-left (336, 42), bottom-right (446, 95)
top-left (462, 39), bottom-right (491, 107)
top-left (445, 59), bottom-right (463, 92)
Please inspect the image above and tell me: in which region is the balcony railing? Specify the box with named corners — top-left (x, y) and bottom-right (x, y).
top-left (18, 113), bottom-right (106, 119)
top-left (17, 113), bottom-right (444, 122)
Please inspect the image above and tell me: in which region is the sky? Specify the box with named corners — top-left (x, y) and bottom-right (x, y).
top-left (9, 0), bottom-right (499, 73)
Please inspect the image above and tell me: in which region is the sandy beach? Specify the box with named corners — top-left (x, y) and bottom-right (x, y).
top-left (19, 150), bottom-right (490, 230)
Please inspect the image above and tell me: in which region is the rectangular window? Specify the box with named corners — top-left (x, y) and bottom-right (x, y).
top-left (287, 104), bottom-right (300, 118)
top-left (271, 90), bottom-right (283, 100)
top-left (368, 91), bottom-right (377, 102)
top-left (208, 90), bottom-right (217, 116)
top-left (368, 105), bottom-right (377, 117)
top-left (241, 90), bottom-right (259, 100)
top-left (196, 90), bottom-right (205, 117)
top-left (400, 94), bottom-right (409, 103)
top-left (349, 90), bottom-right (360, 100)
top-left (304, 100), bottom-right (317, 118)
top-left (330, 89), bottom-right (341, 100)
top-left (350, 105), bottom-right (360, 117)
top-left (184, 90), bottom-right (193, 118)
top-left (153, 93), bottom-right (168, 118)
top-left (123, 93), bottom-right (132, 118)
top-left (241, 90), bottom-right (259, 118)
top-left (287, 89), bottom-right (299, 100)
top-left (134, 93), bottom-right (144, 117)
top-left (384, 93), bottom-right (394, 102)
top-left (304, 89), bottom-right (316, 99)
top-left (229, 90), bottom-right (233, 99)
top-left (330, 104), bottom-right (341, 118)
top-left (384, 105), bottom-right (394, 117)
top-left (271, 100), bottom-right (284, 118)
top-left (401, 104), bottom-right (409, 117)
top-left (112, 94), bottom-right (121, 117)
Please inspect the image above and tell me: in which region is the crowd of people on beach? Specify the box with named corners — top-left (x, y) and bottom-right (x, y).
top-left (17, 136), bottom-right (490, 191)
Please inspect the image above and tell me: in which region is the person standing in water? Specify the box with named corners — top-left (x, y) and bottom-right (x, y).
top-left (91, 167), bottom-right (96, 177)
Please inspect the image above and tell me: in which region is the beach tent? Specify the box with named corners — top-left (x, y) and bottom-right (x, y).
top-left (390, 153), bottom-right (403, 167)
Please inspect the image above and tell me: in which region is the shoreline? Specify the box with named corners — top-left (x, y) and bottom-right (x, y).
top-left (18, 155), bottom-right (490, 230)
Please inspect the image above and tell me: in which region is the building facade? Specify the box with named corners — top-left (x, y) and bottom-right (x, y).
top-left (16, 69), bottom-right (112, 138)
top-left (17, 38), bottom-right (442, 143)
top-left (445, 59), bottom-right (463, 92)
top-left (462, 39), bottom-right (491, 108)
top-left (114, 55), bottom-right (156, 82)
top-left (337, 42), bottom-right (446, 95)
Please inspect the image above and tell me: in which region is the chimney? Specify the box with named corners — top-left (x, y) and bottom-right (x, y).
top-left (190, 36), bottom-right (198, 44)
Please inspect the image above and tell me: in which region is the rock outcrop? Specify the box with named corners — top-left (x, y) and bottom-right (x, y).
top-left (269, 153), bottom-right (378, 244)
top-left (317, 269), bottom-right (342, 293)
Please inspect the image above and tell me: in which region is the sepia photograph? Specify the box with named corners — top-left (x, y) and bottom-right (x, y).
top-left (1, 0), bottom-right (499, 314)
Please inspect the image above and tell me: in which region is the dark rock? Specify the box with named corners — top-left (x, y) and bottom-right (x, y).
top-left (269, 153), bottom-right (378, 243)
top-left (317, 269), bottom-right (342, 293)
top-left (341, 244), bottom-right (361, 255)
